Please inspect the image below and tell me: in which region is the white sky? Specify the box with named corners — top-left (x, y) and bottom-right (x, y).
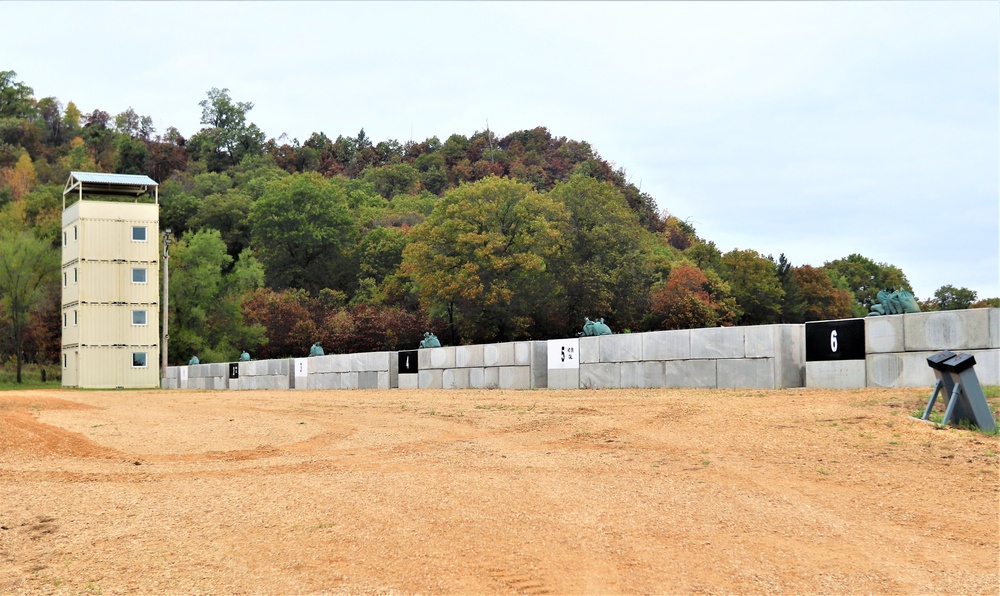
top-left (3, 1), bottom-right (998, 300)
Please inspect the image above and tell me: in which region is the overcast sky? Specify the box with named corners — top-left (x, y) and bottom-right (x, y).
top-left (4, 1), bottom-right (998, 300)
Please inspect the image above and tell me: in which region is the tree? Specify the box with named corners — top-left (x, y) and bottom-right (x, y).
top-left (792, 265), bottom-right (855, 321)
top-left (0, 230), bottom-right (58, 382)
top-left (0, 71), bottom-right (35, 118)
top-left (546, 174), bottom-right (651, 336)
top-left (649, 264), bottom-right (738, 330)
top-left (931, 285), bottom-right (978, 311)
top-left (0, 152), bottom-right (37, 201)
top-left (168, 230), bottom-right (265, 363)
top-left (775, 254), bottom-right (806, 323)
top-left (720, 249), bottom-right (783, 325)
top-left (249, 172), bottom-right (358, 294)
top-left (402, 176), bottom-right (565, 343)
top-left (823, 254), bottom-right (911, 312)
top-left (188, 88), bottom-right (265, 171)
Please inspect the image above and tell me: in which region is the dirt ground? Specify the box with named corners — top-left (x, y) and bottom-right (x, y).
top-left (0, 386), bottom-right (997, 595)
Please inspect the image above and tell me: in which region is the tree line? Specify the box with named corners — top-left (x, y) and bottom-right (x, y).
top-left (1, 70), bottom-right (996, 373)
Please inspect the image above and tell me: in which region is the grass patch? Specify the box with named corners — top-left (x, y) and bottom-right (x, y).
top-left (0, 363), bottom-right (61, 389)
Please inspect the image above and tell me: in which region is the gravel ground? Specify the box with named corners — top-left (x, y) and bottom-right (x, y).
top-left (0, 386), bottom-right (997, 595)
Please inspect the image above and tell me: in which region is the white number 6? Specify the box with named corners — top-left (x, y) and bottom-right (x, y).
top-left (830, 329), bottom-right (838, 352)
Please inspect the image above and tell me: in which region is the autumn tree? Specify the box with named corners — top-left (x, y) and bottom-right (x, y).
top-left (792, 265), bottom-right (855, 321)
top-left (402, 176), bottom-right (565, 343)
top-left (649, 264), bottom-right (738, 330)
top-left (823, 253), bottom-right (911, 313)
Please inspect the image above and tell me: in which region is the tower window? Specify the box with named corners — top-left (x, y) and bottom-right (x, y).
top-left (132, 310), bottom-right (147, 326)
top-left (132, 268), bottom-right (147, 284)
top-left (132, 226), bottom-right (147, 242)
top-left (132, 352), bottom-right (147, 368)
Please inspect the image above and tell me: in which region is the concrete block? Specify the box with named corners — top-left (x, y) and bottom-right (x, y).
top-left (805, 360), bottom-right (866, 389)
top-left (744, 326), bottom-right (778, 358)
top-left (718, 358), bottom-right (775, 389)
top-left (228, 379), bottom-right (239, 391)
top-left (484, 367), bottom-right (499, 388)
top-left (531, 341), bottom-right (548, 389)
top-left (443, 368), bottom-right (471, 389)
top-left (637, 361), bottom-right (667, 388)
top-left (664, 360), bottom-right (718, 389)
top-left (547, 368), bottom-right (580, 390)
top-left (691, 327), bottom-right (745, 359)
top-left (418, 369), bottom-right (443, 389)
top-left (165, 367), bottom-right (179, 379)
top-left (377, 371), bottom-right (390, 389)
top-left (455, 345), bottom-right (484, 368)
top-left (514, 342), bottom-right (532, 366)
top-left (211, 363), bottom-right (226, 378)
top-left (600, 334), bottom-right (643, 363)
top-left (420, 347), bottom-right (456, 369)
top-left (358, 371), bottom-right (378, 389)
top-left (484, 343), bottom-right (516, 366)
top-left (310, 355), bottom-right (334, 374)
top-left (903, 309), bottom-right (994, 352)
top-left (775, 325), bottom-right (805, 389)
top-left (620, 362), bottom-right (642, 388)
top-left (314, 373), bottom-right (341, 390)
top-left (642, 330), bottom-right (690, 361)
top-left (341, 372), bottom-right (359, 390)
top-left (161, 378), bottom-right (176, 389)
top-left (469, 368), bottom-right (485, 389)
top-left (866, 352), bottom-right (931, 389)
top-left (179, 368), bottom-right (188, 382)
top-left (579, 336), bottom-right (600, 364)
top-left (499, 366), bottom-right (531, 389)
top-left (390, 352), bottom-right (399, 388)
top-left (267, 359), bottom-right (289, 376)
top-left (213, 377), bottom-right (227, 390)
top-left (580, 363), bottom-right (620, 389)
top-left (398, 374), bottom-right (419, 389)
top-left (352, 351), bottom-right (391, 372)
top-left (970, 349), bottom-right (1000, 385)
top-left (865, 316), bottom-right (904, 354)
top-left (993, 308), bottom-right (1000, 349)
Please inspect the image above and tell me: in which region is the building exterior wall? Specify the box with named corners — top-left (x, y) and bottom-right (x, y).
top-left (62, 199), bottom-right (160, 388)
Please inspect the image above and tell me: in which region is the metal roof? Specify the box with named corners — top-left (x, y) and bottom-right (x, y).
top-left (69, 171), bottom-right (158, 187)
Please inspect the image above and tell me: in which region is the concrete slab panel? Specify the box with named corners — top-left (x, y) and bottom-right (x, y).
top-left (484, 367), bottom-right (499, 388)
top-left (664, 360), bottom-right (717, 389)
top-left (620, 362), bottom-right (642, 388)
top-left (310, 355), bottom-right (334, 374)
top-left (865, 316), bottom-right (904, 354)
top-left (358, 371), bottom-right (379, 389)
top-left (455, 345), bottom-right (484, 368)
top-left (418, 369), bottom-right (443, 389)
top-left (340, 372), bottom-right (359, 390)
top-left (444, 368), bottom-right (471, 389)
top-left (352, 351), bottom-right (391, 372)
top-left (638, 361), bottom-right (667, 388)
top-left (864, 350), bottom-right (998, 388)
top-left (469, 368), bottom-right (486, 389)
top-left (776, 325), bottom-right (805, 389)
top-left (483, 343), bottom-right (514, 366)
top-left (580, 363), bottom-right (620, 389)
top-left (600, 334), bottom-right (643, 363)
top-left (308, 373), bottom-right (341, 390)
top-left (691, 327), bottom-right (745, 359)
top-left (531, 342), bottom-right (547, 389)
top-left (718, 359), bottom-right (775, 389)
top-left (420, 347), bottom-right (456, 369)
top-left (579, 336), bottom-right (600, 364)
top-left (398, 374), bottom-right (419, 389)
top-left (642, 330), bottom-right (690, 361)
top-left (805, 360), bottom-right (866, 389)
top-left (499, 366), bottom-right (531, 389)
top-left (514, 342), bottom-right (532, 366)
top-left (377, 372), bottom-right (390, 389)
top-left (547, 368), bottom-right (579, 390)
top-left (904, 310), bottom-right (993, 352)
top-left (992, 308), bottom-right (1000, 349)
top-left (744, 326), bottom-right (777, 358)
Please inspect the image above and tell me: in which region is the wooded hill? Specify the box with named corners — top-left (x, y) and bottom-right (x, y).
top-left (1, 72), bottom-right (993, 370)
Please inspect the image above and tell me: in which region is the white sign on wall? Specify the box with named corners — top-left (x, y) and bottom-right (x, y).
top-left (548, 338), bottom-right (580, 370)
top-left (294, 358), bottom-right (309, 378)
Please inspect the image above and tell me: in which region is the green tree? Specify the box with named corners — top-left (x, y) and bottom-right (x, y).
top-left (0, 71), bottom-right (35, 118)
top-left (546, 174), bottom-right (651, 335)
top-left (931, 285), bottom-right (978, 311)
top-left (168, 230), bottom-right (265, 363)
top-left (720, 249), bottom-right (783, 325)
top-left (186, 190), bottom-right (253, 261)
top-left (402, 176), bottom-right (565, 343)
top-left (775, 254), bottom-right (806, 323)
top-left (823, 254), bottom-right (911, 312)
top-left (188, 88), bottom-right (265, 171)
top-left (0, 230), bottom-right (58, 382)
top-left (249, 172), bottom-right (358, 294)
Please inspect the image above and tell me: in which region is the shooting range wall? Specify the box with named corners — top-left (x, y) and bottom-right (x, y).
top-left (806, 308), bottom-right (1000, 389)
top-left (161, 309), bottom-right (999, 392)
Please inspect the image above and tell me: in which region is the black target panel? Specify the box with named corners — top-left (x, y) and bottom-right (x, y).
top-left (398, 350), bottom-right (418, 374)
top-left (805, 318), bottom-right (866, 361)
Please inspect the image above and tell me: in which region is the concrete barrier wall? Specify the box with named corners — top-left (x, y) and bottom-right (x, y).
top-left (409, 341), bottom-right (547, 389)
top-left (807, 308), bottom-right (1000, 389)
top-left (560, 325), bottom-right (805, 390)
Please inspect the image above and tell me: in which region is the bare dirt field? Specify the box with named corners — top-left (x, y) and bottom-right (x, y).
top-left (0, 386), bottom-right (997, 595)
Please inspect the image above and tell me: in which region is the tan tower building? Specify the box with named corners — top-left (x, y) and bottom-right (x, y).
top-left (61, 172), bottom-right (160, 388)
